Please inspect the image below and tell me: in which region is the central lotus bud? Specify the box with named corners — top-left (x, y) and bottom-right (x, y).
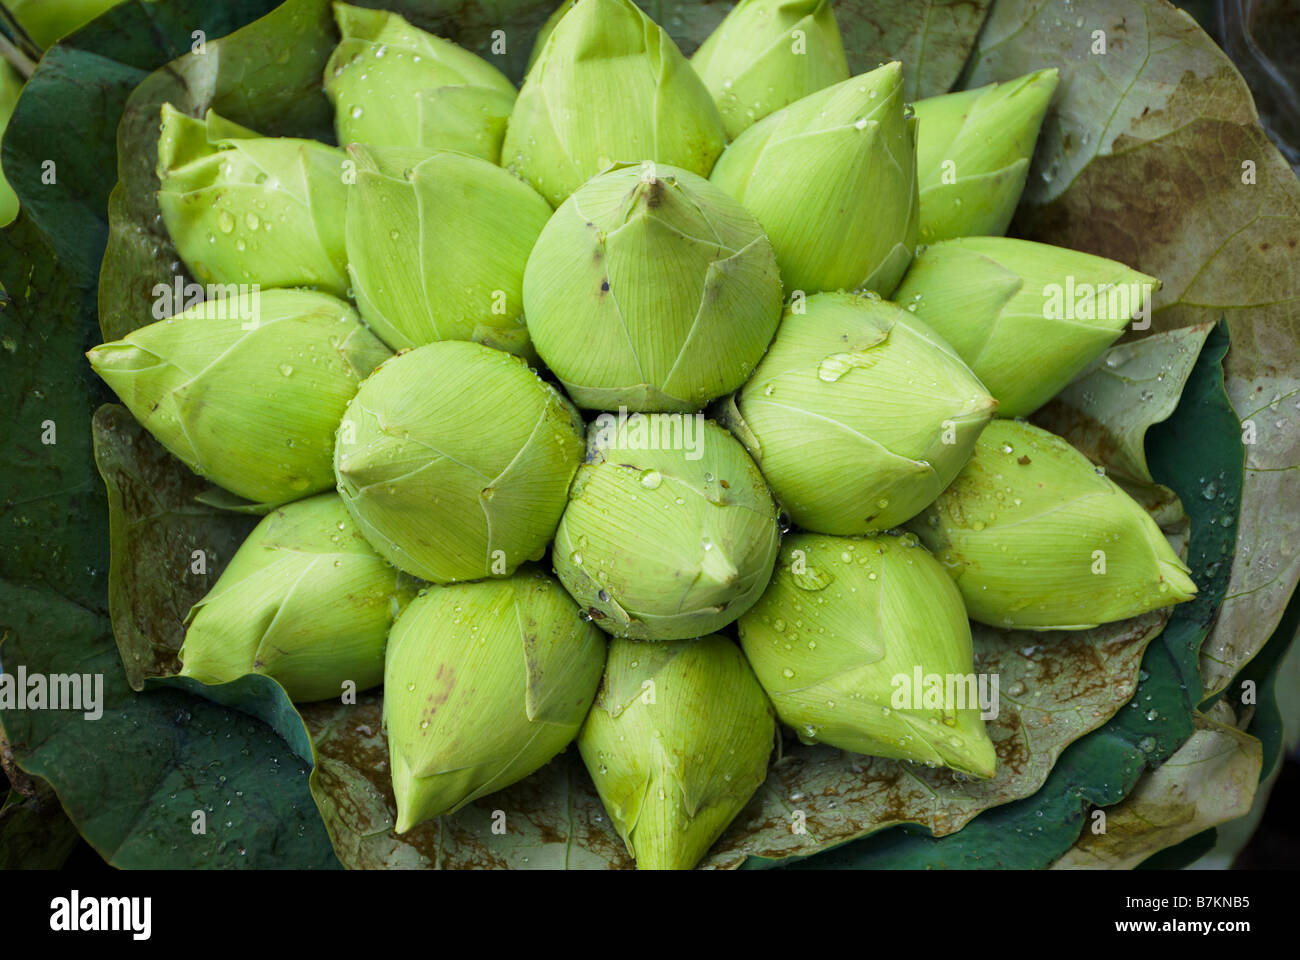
top-left (552, 415), bottom-right (780, 640)
top-left (523, 162), bottom-right (784, 413)
top-left (334, 341), bottom-right (586, 584)
top-left (721, 291), bottom-right (996, 534)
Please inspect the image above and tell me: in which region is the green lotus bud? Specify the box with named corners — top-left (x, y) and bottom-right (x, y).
top-left (502, 0), bottom-right (727, 208)
top-left (738, 531), bottom-right (996, 777)
top-left (178, 494), bottom-right (416, 701)
top-left (87, 289), bottom-right (390, 505)
top-left (0, 61), bottom-right (21, 228)
top-left (385, 568), bottom-right (607, 831)
top-left (579, 635), bottom-right (775, 869)
top-left (709, 61), bottom-right (918, 297)
top-left (156, 104), bottom-right (350, 297)
top-left (893, 236), bottom-right (1159, 417)
top-left (346, 145), bottom-right (551, 356)
top-left (334, 340), bottom-right (585, 583)
top-left (323, 3), bottom-right (517, 162)
top-left (691, 0), bottom-right (850, 139)
top-left (9, 0), bottom-right (125, 46)
top-left (908, 420), bottom-right (1197, 630)
top-left (553, 414), bottom-right (780, 640)
top-left (721, 291), bottom-right (995, 535)
top-left (522, 162), bottom-right (783, 412)
top-left (914, 69), bottom-right (1058, 244)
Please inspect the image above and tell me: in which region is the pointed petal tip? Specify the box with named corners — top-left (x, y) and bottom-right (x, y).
top-left (699, 545), bottom-right (740, 588)
top-left (392, 808), bottom-right (416, 835)
top-left (963, 757), bottom-right (997, 781)
top-left (1160, 558), bottom-right (1198, 602)
top-left (996, 67), bottom-right (1059, 117)
top-left (951, 732), bottom-right (998, 779)
top-left (951, 389), bottom-right (998, 423)
top-left (85, 340), bottom-right (148, 376)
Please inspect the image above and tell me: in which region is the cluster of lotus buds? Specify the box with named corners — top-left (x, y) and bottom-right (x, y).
top-left (86, 0), bottom-right (1198, 869)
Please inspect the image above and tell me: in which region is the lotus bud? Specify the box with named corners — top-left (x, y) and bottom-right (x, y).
top-left (323, 3), bottom-right (517, 162)
top-left (0, 61), bottom-right (21, 227)
top-left (913, 69), bottom-right (1058, 243)
top-left (908, 420), bottom-right (1197, 630)
top-left (346, 145), bottom-right (552, 356)
top-left (553, 414), bottom-right (780, 640)
top-left (156, 104), bottom-right (350, 297)
top-left (522, 162), bottom-right (783, 412)
top-left (334, 340), bottom-right (585, 583)
top-left (87, 289), bottom-right (390, 505)
top-left (579, 635), bottom-right (775, 869)
top-left (709, 61), bottom-right (918, 297)
top-left (9, 0), bottom-right (124, 46)
top-left (178, 494), bottom-right (416, 701)
top-left (720, 291), bottom-right (995, 535)
top-left (738, 531), bottom-right (997, 777)
top-left (691, 0), bottom-right (850, 139)
top-left (892, 236), bottom-right (1160, 417)
top-left (502, 0), bottom-right (727, 208)
top-left (385, 568), bottom-right (607, 830)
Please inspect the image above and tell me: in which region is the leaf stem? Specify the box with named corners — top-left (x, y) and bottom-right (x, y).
top-left (0, 32), bottom-right (35, 79)
top-left (0, 2), bottom-right (40, 77)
